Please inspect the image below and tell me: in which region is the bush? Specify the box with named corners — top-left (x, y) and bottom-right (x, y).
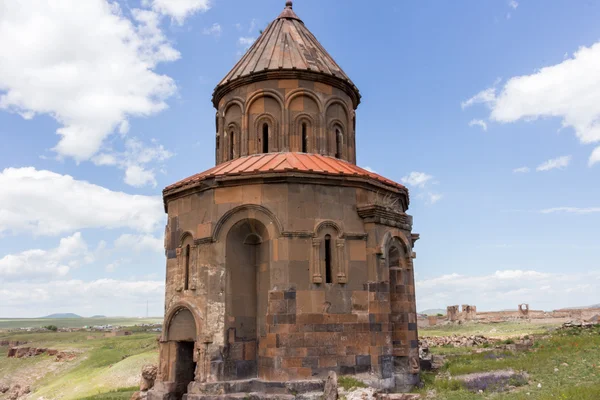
top-left (44, 325), bottom-right (58, 332)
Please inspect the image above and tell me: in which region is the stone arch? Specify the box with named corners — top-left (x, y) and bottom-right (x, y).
top-left (285, 88), bottom-right (324, 113)
top-left (293, 112), bottom-right (316, 153)
top-left (222, 97), bottom-right (246, 117)
top-left (328, 119), bottom-right (346, 159)
top-left (223, 217), bottom-right (271, 379)
top-left (213, 204), bottom-right (283, 243)
top-left (226, 122), bottom-right (241, 160)
top-left (163, 302), bottom-right (203, 342)
top-left (315, 220), bottom-right (343, 237)
top-left (179, 231), bottom-right (195, 245)
top-left (246, 90), bottom-right (285, 153)
top-left (223, 101), bottom-right (244, 160)
top-left (254, 113), bottom-right (278, 153)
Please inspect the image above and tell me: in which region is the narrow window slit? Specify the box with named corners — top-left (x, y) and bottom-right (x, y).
top-left (325, 234), bottom-right (332, 283)
top-left (302, 123), bottom-right (308, 153)
top-left (262, 123), bottom-right (269, 153)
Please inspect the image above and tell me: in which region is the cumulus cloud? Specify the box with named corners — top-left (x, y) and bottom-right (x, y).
top-left (536, 155), bottom-right (571, 171)
top-left (509, 0), bottom-right (519, 9)
top-left (203, 23), bottom-right (222, 37)
top-left (416, 269), bottom-right (600, 311)
top-left (463, 42), bottom-right (600, 163)
top-left (0, 279), bottom-right (165, 318)
top-left (0, 167), bottom-right (164, 236)
top-left (401, 172), bottom-right (434, 188)
top-left (362, 166), bottom-right (377, 173)
top-left (513, 166), bottom-right (530, 173)
top-left (468, 119), bottom-right (488, 131)
top-left (148, 0), bottom-right (211, 24)
top-left (0, 233), bottom-right (93, 282)
top-left (93, 138), bottom-right (173, 187)
top-left (115, 234), bottom-right (164, 253)
top-left (540, 207), bottom-right (600, 215)
top-left (0, 1), bottom-right (179, 163)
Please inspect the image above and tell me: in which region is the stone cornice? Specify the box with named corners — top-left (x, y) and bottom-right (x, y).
top-left (212, 69), bottom-right (361, 109)
top-left (356, 204), bottom-right (413, 230)
top-left (163, 172), bottom-right (408, 213)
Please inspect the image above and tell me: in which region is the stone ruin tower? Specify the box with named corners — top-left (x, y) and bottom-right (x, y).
top-left (150, 2), bottom-right (420, 399)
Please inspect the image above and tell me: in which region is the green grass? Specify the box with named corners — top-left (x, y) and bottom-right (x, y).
top-left (0, 331), bottom-right (159, 400)
top-left (419, 321), bottom-right (561, 338)
top-left (0, 317), bottom-right (162, 330)
top-left (416, 325), bottom-right (600, 399)
top-left (338, 376), bottom-right (368, 391)
top-left (79, 387), bottom-right (139, 400)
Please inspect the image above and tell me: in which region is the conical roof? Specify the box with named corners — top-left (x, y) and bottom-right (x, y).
top-left (213, 1), bottom-right (360, 107)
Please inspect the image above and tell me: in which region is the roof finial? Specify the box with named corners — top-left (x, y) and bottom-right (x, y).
top-left (285, 1), bottom-right (293, 8)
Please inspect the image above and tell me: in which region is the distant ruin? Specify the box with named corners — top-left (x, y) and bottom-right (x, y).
top-left (419, 305), bottom-right (600, 327)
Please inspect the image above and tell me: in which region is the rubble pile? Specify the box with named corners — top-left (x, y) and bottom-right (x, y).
top-left (420, 335), bottom-right (497, 348)
top-left (6, 347), bottom-right (76, 361)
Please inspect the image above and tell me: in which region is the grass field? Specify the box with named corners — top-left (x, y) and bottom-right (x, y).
top-left (0, 317), bottom-right (163, 330)
top-left (0, 329), bottom-right (159, 400)
top-left (416, 324), bottom-right (600, 399)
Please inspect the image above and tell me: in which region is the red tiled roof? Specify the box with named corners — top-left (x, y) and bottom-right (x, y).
top-left (164, 153), bottom-right (405, 193)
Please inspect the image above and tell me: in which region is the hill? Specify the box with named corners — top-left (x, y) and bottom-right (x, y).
top-left (90, 315), bottom-right (107, 318)
top-left (419, 308), bottom-right (446, 316)
top-left (41, 313), bottom-right (82, 319)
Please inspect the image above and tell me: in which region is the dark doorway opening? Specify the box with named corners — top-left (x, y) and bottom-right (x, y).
top-left (174, 341), bottom-right (196, 399)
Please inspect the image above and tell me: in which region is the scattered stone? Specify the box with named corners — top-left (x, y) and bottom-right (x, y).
top-left (323, 371), bottom-right (338, 400)
top-left (0, 384), bottom-right (9, 394)
top-left (140, 364), bottom-right (158, 391)
top-left (420, 335), bottom-right (497, 348)
top-left (131, 391), bottom-right (148, 400)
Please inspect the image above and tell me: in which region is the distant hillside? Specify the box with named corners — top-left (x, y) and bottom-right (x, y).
top-left (419, 309), bottom-right (446, 316)
top-left (560, 304), bottom-right (600, 310)
top-left (90, 315), bottom-right (107, 318)
top-left (41, 313), bottom-right (83, 319)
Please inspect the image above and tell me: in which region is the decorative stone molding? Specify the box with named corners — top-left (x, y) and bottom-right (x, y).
top-left (311, 238), bottom-right (323, 284)
top-left (357, 204), bottom-right (412, 230)
top-left (336, 238), bottom-right (347, 284)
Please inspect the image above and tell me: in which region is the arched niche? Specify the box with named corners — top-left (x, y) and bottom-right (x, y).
top-left (167, 307), bottom-right (197, 342)
top-left (224, 218), bottom-right (271, 379)
top-left (223, 102), bottom-right (243, 161)
top-left (293, 113), bottom-right (316, 153)
top-left (286, 91), bottom-right (322, 152)
top-left (247, 91), bottom-right (284, 154)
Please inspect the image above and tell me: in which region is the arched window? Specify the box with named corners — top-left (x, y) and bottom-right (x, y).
top-left (335, 128), bottom-right (342, 159)
top-left (302, 123), bottom-right (308, 153)
top-left (262, 123), bottom-right (269, 153)
top-left (216, 136), bottom-right (220, 158)
top-left (184, 244), bottom-right (190, 290)
top-left (229, 129), bottom-right (235, 160)
top-left (324, 234), bottom-right (332, 283)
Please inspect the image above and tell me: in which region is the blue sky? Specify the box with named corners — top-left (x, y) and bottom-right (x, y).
top-left (1, 0), bottom-right (599, 317)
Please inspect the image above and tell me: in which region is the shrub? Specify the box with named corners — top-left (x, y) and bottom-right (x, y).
top-left (44, 325), bottom-right (58, 332)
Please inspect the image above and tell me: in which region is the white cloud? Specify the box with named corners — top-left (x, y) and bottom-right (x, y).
top-left (0, 279), bottom-right (165, 318)
top-left (461, 84), bottom-right (498, 110)
top-left (416, 269), bottom-right (600, 311)
top-left (93, 138), bottom-right (173, 188)
top-left (464, 42), bottom-right (600, 163)
top-left (362, 166), bottom-right (377, 173)
top-left (115, 234), bottom-right (164, 254)
top-left (509, 0), bottom-right (519, 9)
top-left (0, 233), bottom-right (92, 282)
top-left (540, 207), bottom-right (600, 215)
top-left (401, 172), bottom-right (434, 188)
top-left (0, 1), bottom-right (179, 163)
top-left (536, 155), bottom-right (571, 171)
top-left (203, 23), bottom-right (222, 37)
top-left (589, 146), bottom-right (600, 166)
top-left (468, 119), bottom-right (488, 131)
top-left (0, 167), bottom-right (164, 236)
top-left (148, 0), bottom-right (211, 24)
top-left (427, 193), bottom-right (443, 205)
top-left (513, 166), bottom-right (530, 173)
top-left (238, 37), bottom-right (256, 50)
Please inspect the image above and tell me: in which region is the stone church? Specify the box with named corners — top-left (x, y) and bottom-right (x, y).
top-left (150, 2), bottom-right (420, 398)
